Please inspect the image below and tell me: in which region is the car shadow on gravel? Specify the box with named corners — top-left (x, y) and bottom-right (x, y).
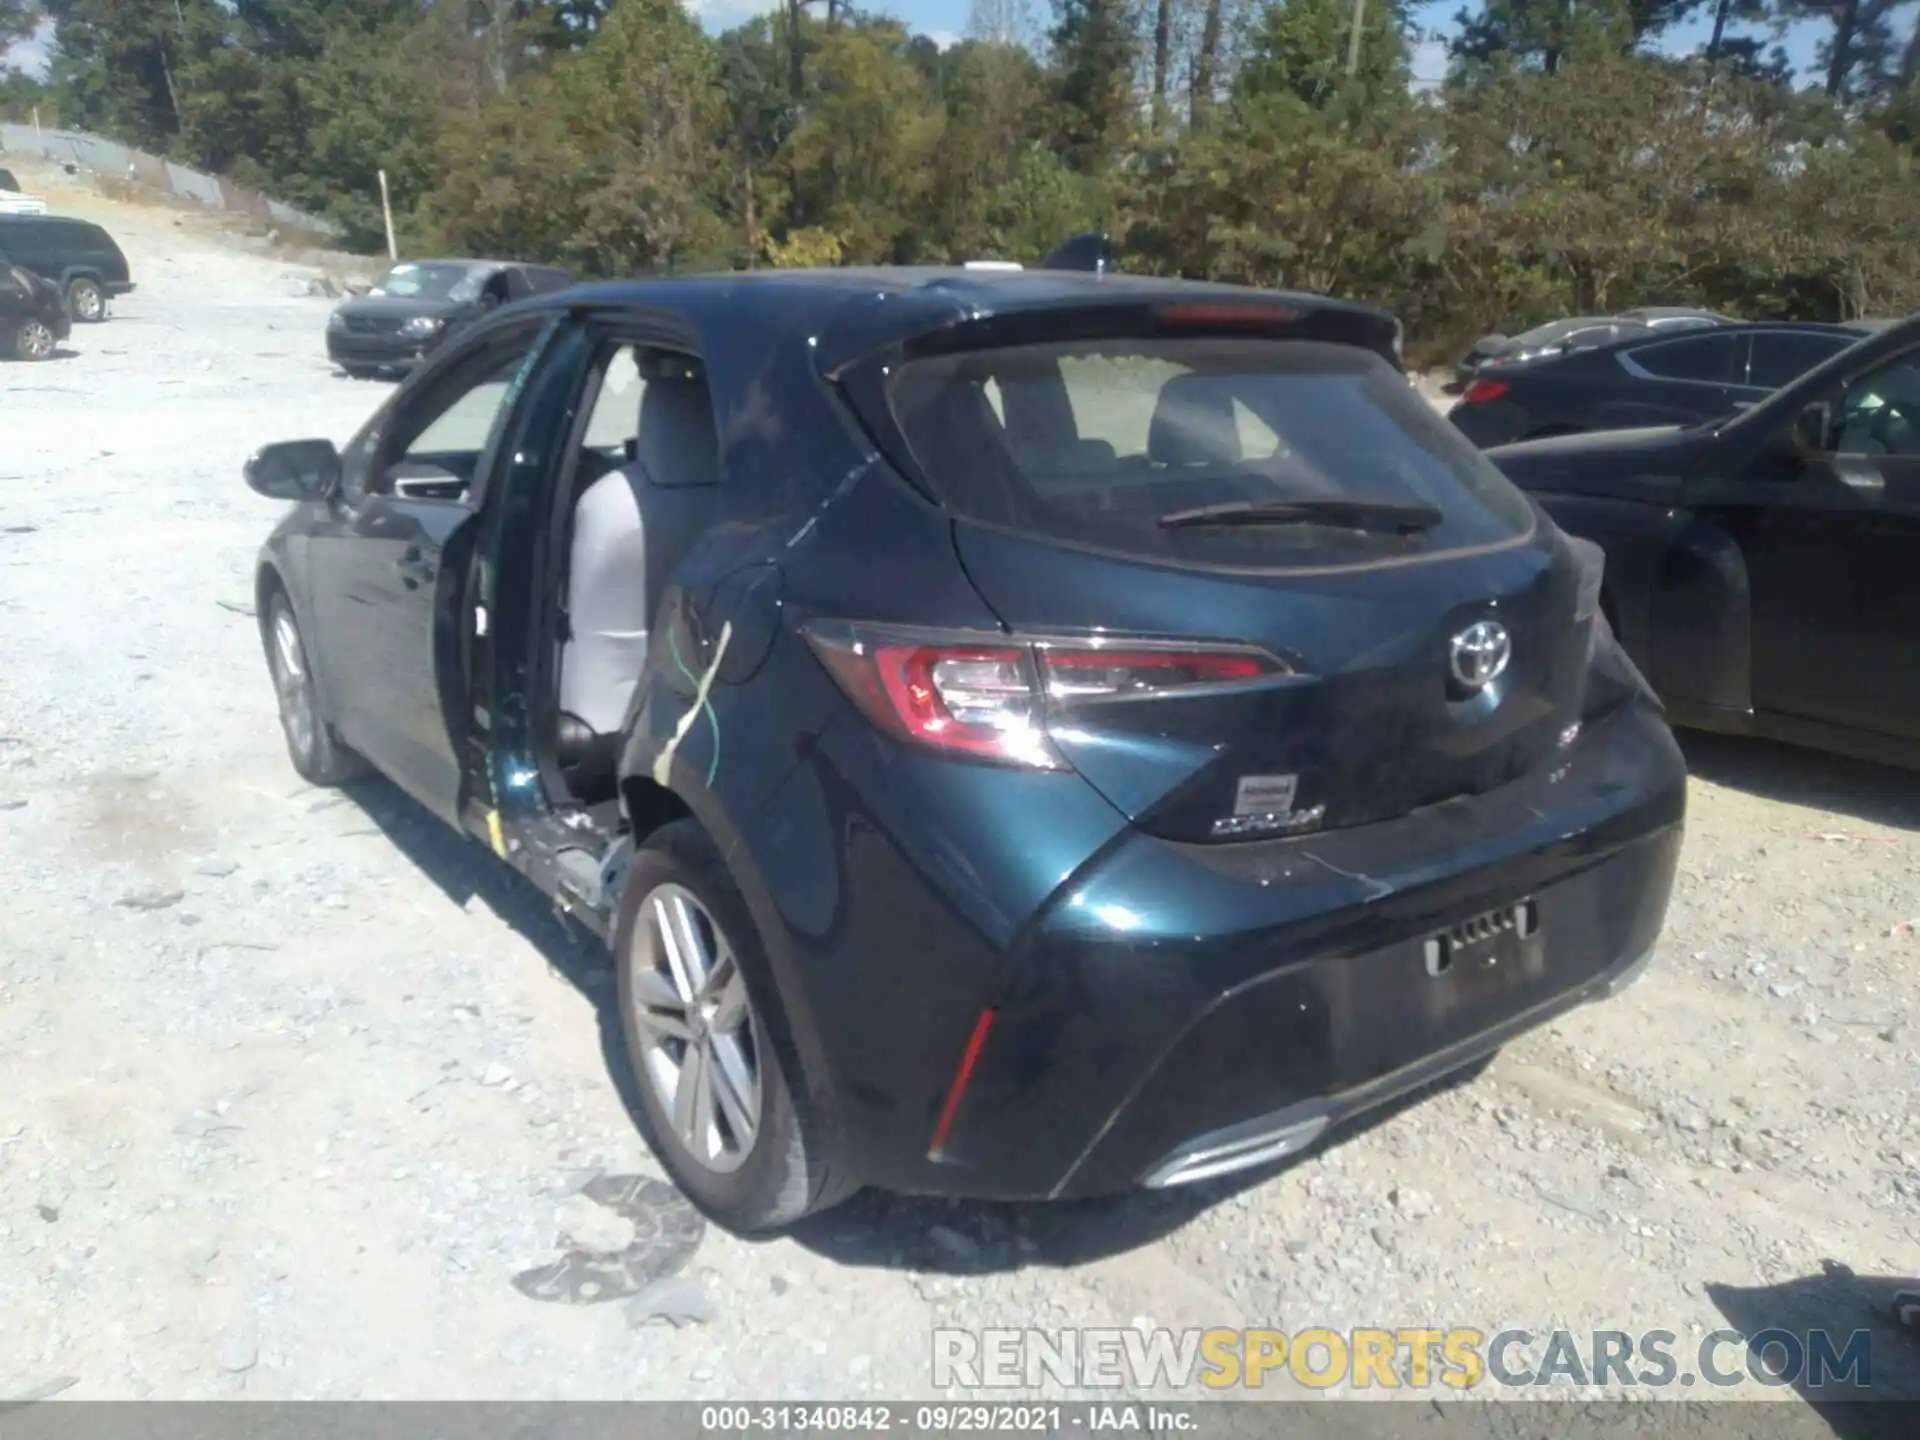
top-left (1707, 1260), bottom-right (1920, 1433)
top-left (1680, 733), bottom-right (1920, 833)
top-left (339, 777), bottom-right (651, 1125)
top-left (788, 1056), bottom-right (1494, 1274)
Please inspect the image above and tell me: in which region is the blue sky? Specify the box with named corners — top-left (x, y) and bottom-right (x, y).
top-left (2, 2), bottom-right (1837, 88)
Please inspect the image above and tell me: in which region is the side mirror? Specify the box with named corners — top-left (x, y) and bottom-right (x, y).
top-left (1790, 400), bottom-right (1832, 454)
top-left (245, 439), bottom-right (341, 501)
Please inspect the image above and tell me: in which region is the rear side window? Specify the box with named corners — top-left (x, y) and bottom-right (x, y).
top-left (1562, 325), bottom-right (1622, 350)
top-left (884, 338), bottom-right (1534, 569)
top-left (1626, 333), bottom-right (1736, 383)
top-left (1745, 331), bottom-right (1850, 389)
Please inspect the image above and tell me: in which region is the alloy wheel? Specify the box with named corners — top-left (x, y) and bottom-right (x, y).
top-left (269, 607), bottom-right (316, 761)
top-left (15, 320), bottom-right (53, 360)
top-left (626, 882), bottom-right (763, 1174)
top-left (69, 282), bottom-right (104, 322)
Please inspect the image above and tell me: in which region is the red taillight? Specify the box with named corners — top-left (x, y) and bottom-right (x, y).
top-left (1461, 378), bottom-right (1510, 405)
top-left (871, 642), bottom-right (1046, 764)
top-left (806, 627), bottom-right (1060, 768)
top-left (804, 623), bottom-right (1287, 767)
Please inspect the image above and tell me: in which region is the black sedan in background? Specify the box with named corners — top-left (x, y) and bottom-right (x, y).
top-left (326, 258), bottom-right (573, 377)
top-left (1487, 312), bottom-right (1920, 770)
top-left (1450, 321), bottom-right (1876, 448)
top-left (1452, 309), bottom-right (1729, 388)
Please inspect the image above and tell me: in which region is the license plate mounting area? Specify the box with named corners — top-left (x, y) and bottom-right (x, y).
top-left (1423, 898), bottom-right (1539, 978)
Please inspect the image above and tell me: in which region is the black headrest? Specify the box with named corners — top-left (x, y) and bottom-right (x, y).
top-left (636, 378), bottom-right (720, 490)
top-left (1148, 375), bottom-right (1242, 466)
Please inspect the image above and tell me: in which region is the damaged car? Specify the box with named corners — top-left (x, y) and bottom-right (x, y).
top-left (246, 260), bottom-right (1687, 1231)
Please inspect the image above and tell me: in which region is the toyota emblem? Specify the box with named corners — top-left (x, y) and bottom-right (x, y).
top-left (1449, 620), bottom-right (1512, 691)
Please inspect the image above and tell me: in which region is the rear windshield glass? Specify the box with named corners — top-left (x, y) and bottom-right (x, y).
top-left (884, 338), bottom-right (1534, 567)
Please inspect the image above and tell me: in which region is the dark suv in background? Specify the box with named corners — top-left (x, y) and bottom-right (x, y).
top-left (0, 214), bottom-right (134, 323)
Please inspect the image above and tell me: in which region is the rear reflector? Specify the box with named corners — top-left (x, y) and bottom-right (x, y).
top-left (804, 622), bottom-right (1288, 767)
top-left (1461, 378), bottom-right (1510, 405)
top-left (928, 1008), bottom-right (997, 1161)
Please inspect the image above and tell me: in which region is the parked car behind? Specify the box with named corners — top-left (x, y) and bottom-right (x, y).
top-left (0, 256), bottom-right (70, 360)
top-left (1453, 309), bottom-right (1730, 389)
top-left (1613, 307), bottom-right (1734, 332)
top-left (0, 166), bottom-right (49, 216)
top-left (245, 259), bottom-right (1685, 1231)
top-left (1449, 321), bottom-right (1877, 448)
top-left (1485, 312), bottom-right (1920, 770)
top-left (325, 258), bottom-right (575, 378)
top-left (0, 213), bottom-right (132, 321)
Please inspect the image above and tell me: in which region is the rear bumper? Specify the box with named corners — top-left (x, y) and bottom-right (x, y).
top-left (794, 696), bottom-right (1685, 1202)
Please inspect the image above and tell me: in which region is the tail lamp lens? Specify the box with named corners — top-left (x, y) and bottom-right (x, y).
top-left (804, 624), bottom-right (1286, 768)
top-left (1039, 648), bottom-right (1270, 700)
top-left (1461, 378), bottom-right (1509, 405)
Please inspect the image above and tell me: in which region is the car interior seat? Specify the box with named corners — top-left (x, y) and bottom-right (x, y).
top-left (1148, 375), bottom-right (1244, 467)
top-left (557, 360), bottom-right (721, 787)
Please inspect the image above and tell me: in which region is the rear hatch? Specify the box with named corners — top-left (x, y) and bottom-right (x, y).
top-left (851, 310), bottom-right (1593, 843)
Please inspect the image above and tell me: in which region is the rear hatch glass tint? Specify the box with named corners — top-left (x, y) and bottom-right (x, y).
top-left (885, 338), bottom-right (1534, 569)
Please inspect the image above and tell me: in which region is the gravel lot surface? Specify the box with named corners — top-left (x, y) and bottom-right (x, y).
top-left (2, 166), bottom-right (1917, 1418)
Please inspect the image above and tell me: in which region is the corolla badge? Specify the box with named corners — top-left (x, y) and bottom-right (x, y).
top-left (1449, 620), bottom-right (1512, 691)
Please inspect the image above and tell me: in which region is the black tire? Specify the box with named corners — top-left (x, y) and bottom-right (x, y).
top-left (614, 818), bottom-right (855, 1232)
top-left (263, 590), bottom-right (366, 786)
top-left (66, 277), bottom-right (106, 323)
top-left (8, 318), bottom-right (55, 361)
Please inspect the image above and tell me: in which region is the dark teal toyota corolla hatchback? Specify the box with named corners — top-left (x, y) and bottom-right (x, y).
top-left (243, 252), bottom-right (1686, 1231)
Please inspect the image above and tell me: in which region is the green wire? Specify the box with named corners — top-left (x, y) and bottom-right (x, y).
top-left (667, 626), bottom-right (723, 786)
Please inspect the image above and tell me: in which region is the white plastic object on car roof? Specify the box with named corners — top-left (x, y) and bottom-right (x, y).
top-left (962, 260), bottom-right (1023, 272)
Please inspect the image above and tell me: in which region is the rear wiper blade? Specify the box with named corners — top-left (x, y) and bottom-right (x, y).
top-left (1157, 498), bottom-right (1444, 533)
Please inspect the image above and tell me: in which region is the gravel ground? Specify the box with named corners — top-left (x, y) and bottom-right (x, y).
top-left (2, 166), bottom-right (1917, 1416)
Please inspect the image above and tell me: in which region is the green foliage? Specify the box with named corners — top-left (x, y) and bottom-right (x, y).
top-left (2, 0), bottom-right (37, 49)
top-left (782, 19), bottom-right (947, 261)
top-left (0, 68), bottom-right (48, 122)
top-left (423, 0), bottom-right (733, 272)
top-left (1237, 0), bottom-right (1413, 119)
top-left (21, 0), bottom-right (1920, 349)
top-left (1048, 0), bottom-right (1136, 172)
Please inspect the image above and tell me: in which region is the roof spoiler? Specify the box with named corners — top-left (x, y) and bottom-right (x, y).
top-left (1037, 232), bottom-right (1114, 275)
